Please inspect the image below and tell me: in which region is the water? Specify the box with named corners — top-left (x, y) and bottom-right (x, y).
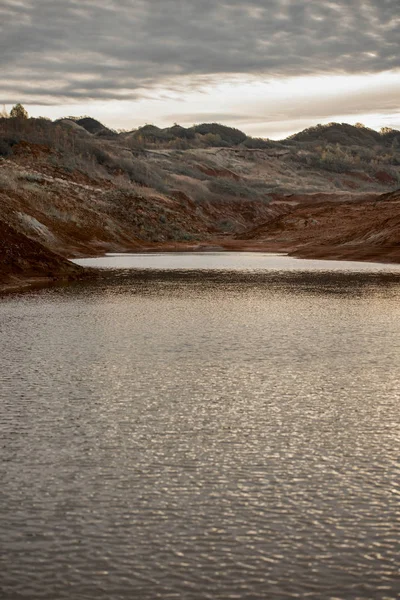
top-left (74, 251), bottom-right (400, 273)
top-left (1, 254), bottom-right (400, 599)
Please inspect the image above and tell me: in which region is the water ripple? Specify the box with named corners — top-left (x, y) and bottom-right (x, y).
top-left (1, 268), bottom-right (400, 599)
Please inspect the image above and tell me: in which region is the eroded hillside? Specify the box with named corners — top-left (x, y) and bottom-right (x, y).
top-left (0, 116), bottom-right (399, 288)
top-left (236, 189), bottom-right (400, 262)
top-left (0, 219), bottom-right (82, 291)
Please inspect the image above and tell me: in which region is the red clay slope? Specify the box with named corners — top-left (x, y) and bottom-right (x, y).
top-left (236, 189), bottom-right (400, 262)
top-left (0, 219), bottom-right (83, 289)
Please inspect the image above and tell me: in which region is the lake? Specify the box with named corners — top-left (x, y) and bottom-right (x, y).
top-left (75, 250), bottom-right (400, 272)
top-left (1, 253), bottom-right (399, 599)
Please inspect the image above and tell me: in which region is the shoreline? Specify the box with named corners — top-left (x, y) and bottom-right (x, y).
top-left (66, 236), bottom-right (400, 264)
top-left (88, 238), bottom-right (400, 265)
top-left (3, 239), bottom-right (400, 296)
top-left (0, 271), bottom-right (95, 296)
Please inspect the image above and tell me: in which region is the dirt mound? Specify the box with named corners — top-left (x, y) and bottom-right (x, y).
top-left (0, 219), bottom-right (82, 286)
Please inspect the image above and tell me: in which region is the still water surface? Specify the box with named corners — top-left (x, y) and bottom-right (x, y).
top-left (75, 251), bottom-right (400, 272)
top-left (1, 254), bottom-right (400, 599)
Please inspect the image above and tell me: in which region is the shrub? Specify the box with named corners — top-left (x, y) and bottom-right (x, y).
top-left (18, 172), bottom-right (44, 183)
top-left (243, 137), bottom-right (279, 149)
top-left (169, 162), bottom-right (207, 180)
top-left (0, 171), bottom-right (17, 190)
top-left (91, 145), bottom-right (111, 165)
top-left (165, 124), bottom-right (195, 140)
top-left (191, 123), bottom-right (246, 145)
top-left (135, 124), bottom-right (172, 143)
top-left (117, 157), bottom-right (168, 192)
top-left (0, 138), bottom-right (15, 157)
top-left (209, 178), bottom-right (260, 198)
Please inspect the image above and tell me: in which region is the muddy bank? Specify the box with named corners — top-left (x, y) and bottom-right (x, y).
top-left (0, 219), bottom-right (89, 294)
top-left (120, 235), bottom-right (400, 265)
top-left (290, 244), bottom-right (400, 264)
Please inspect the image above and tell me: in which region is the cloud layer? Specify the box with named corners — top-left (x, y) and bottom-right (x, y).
top-left (1, 0), bottom-right (399, 103)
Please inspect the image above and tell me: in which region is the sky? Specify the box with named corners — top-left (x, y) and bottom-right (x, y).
top-left (1, 0), bottom-right (399, 139)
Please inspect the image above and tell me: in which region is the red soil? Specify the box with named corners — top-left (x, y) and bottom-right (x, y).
top-left (235, 189), bottom-right (400, 263)
top-left (0, 219), bottom-right (82, 289)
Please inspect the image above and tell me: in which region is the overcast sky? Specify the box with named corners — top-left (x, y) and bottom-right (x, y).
top-left (1, 0), bottom-right (399, 138)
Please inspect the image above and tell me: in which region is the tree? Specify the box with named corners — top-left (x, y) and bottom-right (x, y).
top-left (10, 103), bottom-right (28, 119)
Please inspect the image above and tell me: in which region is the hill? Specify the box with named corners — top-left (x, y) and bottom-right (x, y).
top-left (0, 114), bottom-right (399, 290)
top-left (287, 122), bottom-right (400, 148)
top-left (63, 116), bottom-right (117, 138)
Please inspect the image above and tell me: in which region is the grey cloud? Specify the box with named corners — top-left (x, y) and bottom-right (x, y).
top-left (0, 0), bottom-right (399, 103)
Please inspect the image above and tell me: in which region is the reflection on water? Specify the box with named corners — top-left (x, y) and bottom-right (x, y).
top-left (1, 259), bottom-right (400, 600)
top-left (73, 251), bottom-right (400, 273)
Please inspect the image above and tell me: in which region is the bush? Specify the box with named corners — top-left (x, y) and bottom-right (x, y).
top-left (201, 133), bottom-right (226, 147)
top-left (0, 171), bottom-right (17, 190)
top-left (18, 172), bottom-right (44, 183)
top-left (243, 137), bottom-right (279, 149)
top-left (135, 124), bottom-right (172, 143)
top-left (209, 178), bottom-right (260, 198)
top-left (117, 157), bottom-right (167, 192)
top-left (295, 144), bottom-right (375, 174)
top-left (0, 138), bottom-right (16, 157)
top-left (170, 162), bottom-right (207, 180)
top-left (165, 124), bottom-right (195, 140)
top-left (191, 123), bottom-right (246, 145)
top-left (91, 145), bottom-right (111, 165)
